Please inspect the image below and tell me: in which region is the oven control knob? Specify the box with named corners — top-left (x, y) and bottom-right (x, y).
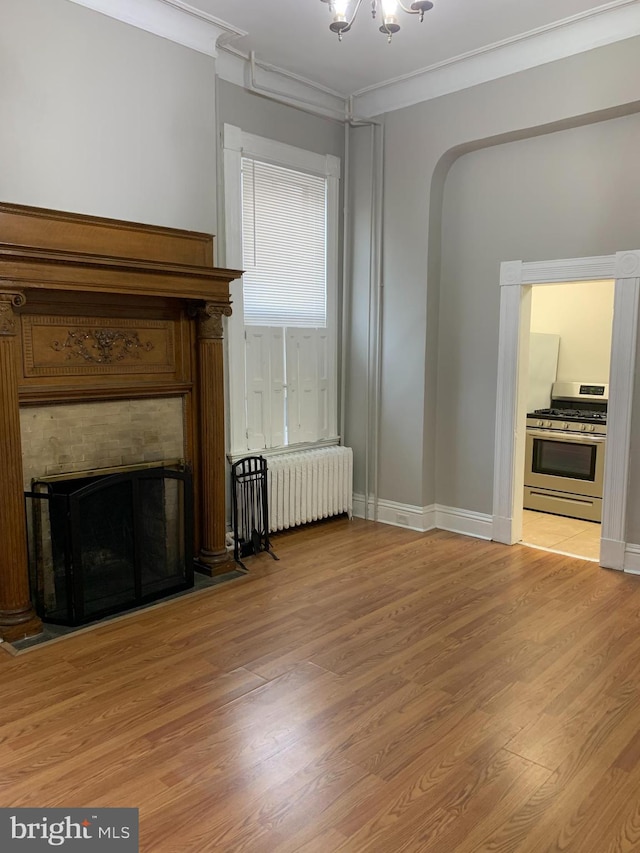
top-left (561, 422), bottom-right (570, 429)
top-left (543, 420), bottom-right (552, 428)
top-left (585, 424), bottom-right (595, 432)
top-left (536, 419), bottom-right (543, 427)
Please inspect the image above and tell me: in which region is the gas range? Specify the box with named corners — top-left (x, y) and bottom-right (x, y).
top-left (526, 381), bottom-right (608, 436)
top-left (524, 381), bottom-right (608, 522)
top-left (526, 408), bottom-right (607, 435)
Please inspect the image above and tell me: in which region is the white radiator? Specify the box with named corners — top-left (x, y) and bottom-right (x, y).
top-left (267, 446), bottom-right (353, 532)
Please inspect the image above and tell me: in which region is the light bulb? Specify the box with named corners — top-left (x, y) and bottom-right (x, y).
top-left (334, 0), bottom-right (349, 15)
top-left (381, 0), bottom-right (398, 15)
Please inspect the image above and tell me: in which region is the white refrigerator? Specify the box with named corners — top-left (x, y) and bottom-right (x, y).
top-left (527, 332), bottom-right (560, 412)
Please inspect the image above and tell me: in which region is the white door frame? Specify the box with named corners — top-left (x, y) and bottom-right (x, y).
top-left (492, 251), bottom-right (640, 570)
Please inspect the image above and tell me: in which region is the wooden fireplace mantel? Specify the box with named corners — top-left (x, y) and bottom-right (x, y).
top-left (0, 201), bottom-right (240, 301)
top-left (0, 202), bottom-right (242, 641)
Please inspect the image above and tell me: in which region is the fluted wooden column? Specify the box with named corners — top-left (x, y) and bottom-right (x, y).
top-left (194, 301), bottom-right (232, 574)
top-left (0, 291), bottom-right (42, 640)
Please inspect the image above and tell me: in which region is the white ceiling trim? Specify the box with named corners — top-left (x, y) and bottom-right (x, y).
top-left (353, 0), bottom-right (640, 116)
top-left (66, 0), bottom-right (246, 56)
top-left (67, 0), bottom-right (640, 118)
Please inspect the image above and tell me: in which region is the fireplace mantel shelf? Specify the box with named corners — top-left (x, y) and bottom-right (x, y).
top-left (0, 244), bottom-right (241, 302)
top-left (0, 202), bottom-right (241, 642)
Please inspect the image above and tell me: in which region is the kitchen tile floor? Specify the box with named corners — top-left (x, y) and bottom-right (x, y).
top-left (521, 509), bottom-right (601, 561)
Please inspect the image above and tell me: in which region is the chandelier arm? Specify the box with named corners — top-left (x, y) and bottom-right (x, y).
top-left (397, 0), bottom-right (435, 16)
top-left (343, 0), bottom-right (365, 32)
top-left (327, 0), bottom-right (431, 38)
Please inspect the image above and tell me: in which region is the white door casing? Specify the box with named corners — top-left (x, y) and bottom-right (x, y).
top-left (493, 251), bottom-right (640, 570)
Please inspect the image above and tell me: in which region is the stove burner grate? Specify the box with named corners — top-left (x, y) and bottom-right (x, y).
top-left (532, 408), bottom-right (607, 422)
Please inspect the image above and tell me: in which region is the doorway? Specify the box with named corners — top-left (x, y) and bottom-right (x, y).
top-left (520, 280), bottom-right (613, 562)
top-left (492, 252), bottom-right (640, 571)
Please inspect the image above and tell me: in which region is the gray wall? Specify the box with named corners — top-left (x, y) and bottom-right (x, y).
top-left (8, 0), bottom-right (640, 543)
top-left (346, 35), bottom-right (640, 533)
top-left (438, 112), bottom-right (640, 513)
top-left (1, 0), bottom-right (217, 231)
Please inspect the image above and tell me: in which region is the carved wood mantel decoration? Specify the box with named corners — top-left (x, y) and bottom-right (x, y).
top-left (50, 327), bottom-right (155, 364)
top-left (0, 202), bottom-right (241, 641)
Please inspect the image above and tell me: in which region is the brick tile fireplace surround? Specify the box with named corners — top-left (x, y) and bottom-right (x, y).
top-left (0, 203), bottom-right (241, 641)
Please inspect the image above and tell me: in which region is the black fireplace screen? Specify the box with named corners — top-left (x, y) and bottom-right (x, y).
top-left (25, 464), bottom-right (193, 626)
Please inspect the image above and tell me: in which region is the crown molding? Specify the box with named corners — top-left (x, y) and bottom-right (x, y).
top-left (66, 0), bottom-right (640, 117)
top-left (66, 0), bottom-right (246, 57)
top-left (351, 0), bottom-right (640, 117)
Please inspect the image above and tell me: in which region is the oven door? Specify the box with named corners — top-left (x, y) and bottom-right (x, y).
top-left (524, 429), bottom-right (605, 498)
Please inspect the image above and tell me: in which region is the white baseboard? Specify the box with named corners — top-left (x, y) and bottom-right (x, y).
top-left (352, 495), bottom-right (493, 540)
top-left (601, 537), bottom-right (626, 571)
top-left (624, 543), bottom-right (640, 574)
top-left (435, 505), bottom-right (493, 541)
top-left (331, 494), bottom-right (639, 567)
top-left (492, 515), bottom-right (517, 545)
top-left (352, 494), bottom-right (435, 532)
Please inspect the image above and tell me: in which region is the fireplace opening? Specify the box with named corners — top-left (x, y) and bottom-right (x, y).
top-left (26, 463), bottom-right (194, 626)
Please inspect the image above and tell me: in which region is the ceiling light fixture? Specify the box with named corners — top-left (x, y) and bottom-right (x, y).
top-left (321, 0), bottom-right (434, 43)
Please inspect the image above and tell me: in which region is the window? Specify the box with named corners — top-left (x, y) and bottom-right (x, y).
top-left (242, 159), bottom-right (327, 328)
top-left (223, 125), bottom-right (340, 456)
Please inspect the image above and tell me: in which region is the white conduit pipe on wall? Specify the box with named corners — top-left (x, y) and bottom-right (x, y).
top-left (364, 124), bottom-right (374, 519)
top-left (365, 123), bottom-right (381, 521)
top-left (372, 122), bottom-right (385, 522)
top-left (346, 96), bottom-right (384, 521)
top-left (248, 51), bottom-right (347, 123)
top-left (339, 118), bottom-right (351, 446)
top-left (227, 56), bottom-right (385, 522)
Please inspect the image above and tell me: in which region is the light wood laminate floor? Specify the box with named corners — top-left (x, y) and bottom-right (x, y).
top-left (2, 517), bottom-right (639, 852)
top-left (521, 509), bottom-right (601, 560)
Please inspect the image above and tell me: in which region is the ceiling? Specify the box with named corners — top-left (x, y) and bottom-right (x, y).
top-left (67, 0), bottom-right (640, 115)
top-left (196, 0), bottom-right (622, 95)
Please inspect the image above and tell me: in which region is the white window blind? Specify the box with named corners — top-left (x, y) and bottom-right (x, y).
top-left (242, 158), bottom-right (327, 328)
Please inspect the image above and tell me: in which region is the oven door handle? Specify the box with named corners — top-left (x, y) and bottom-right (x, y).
top-left (526, 428), bottom-right (606, 445)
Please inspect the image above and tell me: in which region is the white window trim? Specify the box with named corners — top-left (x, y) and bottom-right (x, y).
top-left (223, 123), bottom-right (340, 456)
